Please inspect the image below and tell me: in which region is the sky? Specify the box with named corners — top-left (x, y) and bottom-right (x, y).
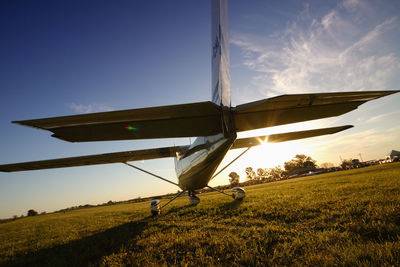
top-left (0, 0), bottom-right (399, 219)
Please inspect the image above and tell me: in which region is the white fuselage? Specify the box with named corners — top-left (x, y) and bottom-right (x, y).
top-left (174, 133), bottom-right (234, 191)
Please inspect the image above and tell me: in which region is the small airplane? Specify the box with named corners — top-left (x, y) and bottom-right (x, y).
top-left (0, 0), bottom-right (398, 215)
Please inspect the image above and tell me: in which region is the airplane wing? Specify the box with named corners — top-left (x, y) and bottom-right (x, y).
top-left (13, 101), bottom-right (221, 142)
top-left (11, 91), bottom-right (398, 142)
top-left (231, 125), bottom-right (353, 149)
top-left (0, 146), bottom-right (189, 172)
top-left (234, 90), bottom-right (399, 132)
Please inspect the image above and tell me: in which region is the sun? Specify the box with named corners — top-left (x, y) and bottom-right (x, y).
top-left (232, 120), bottom-right (334, 173)
top-left (242, 139), bottom-right (310, 170)
top-left (217, 121), bottom-right (331, 184)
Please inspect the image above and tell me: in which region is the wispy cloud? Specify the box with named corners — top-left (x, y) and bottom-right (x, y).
top-left (365, 111), bottom-right (400, 123)
top-left (231, 0), bottom-right (400, 97)
top-left (68, 103), bottom-right (113, 114)
top-left (385, 124), bottom-right (400, 133)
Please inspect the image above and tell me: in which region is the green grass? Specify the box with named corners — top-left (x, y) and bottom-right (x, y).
top-left (1, 163), bottom-right (400, 266)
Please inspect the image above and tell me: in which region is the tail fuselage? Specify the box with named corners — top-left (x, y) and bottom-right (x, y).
top-left (175, 0), bottom-right (233, 190)
top-left (175, 133), bottom-right (234, 190)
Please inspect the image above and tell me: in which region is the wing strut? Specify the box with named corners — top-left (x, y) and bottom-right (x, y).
top-left (202, 147), bottom-right (251, 198)
top-left (160, 190), bottom-right (187, 209)
top-left (123, 162), bottom-right (185, 215)
top-left (211, 147), bottom-right (251, 179)
top-left (123, 162), bottom-right (179, 187)
top-left (206, 185), bottom-right (232, 197)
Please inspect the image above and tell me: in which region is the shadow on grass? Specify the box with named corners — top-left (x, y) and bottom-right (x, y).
top-left (4, 216), bottom-right (152, 267)
top-left (218, 199), bottom-right (243, 210)
top-left (4, 200), bottom-right (245, 266)
top-left (162, 197), bottom-right (244, 218)
top-left (164, 204), bottom-right (194, 215)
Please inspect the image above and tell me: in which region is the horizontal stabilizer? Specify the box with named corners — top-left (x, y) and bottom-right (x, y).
top-left (234, 90), bottom-right (399, 132)
top-left (231, 125), bottom-right (353, 149)
top-left (0, 146), bottom-right (189, 172)
top-left (13, 101), bottom-right (221, 142)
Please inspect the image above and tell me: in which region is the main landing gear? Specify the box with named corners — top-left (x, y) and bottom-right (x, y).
top-left (231, 187), bottom-right (246, 200)
top-left (150, 199), bottom-right (161, 216)
top-left (150, 190), bottom-right (187, 216)
top-left (125, 146), bottom-right (252, 216)
top-left (150, 190), bottom-right (199, 216)
top-left (150, 186), bottom-right (245, 216)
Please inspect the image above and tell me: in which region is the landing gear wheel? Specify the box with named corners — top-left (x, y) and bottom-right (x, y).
top-left (232, 187), bottom-right (246, 200)
top-left (150, 199), bottom-right (161, 215)
top-left (188, 191), bottom-right (200, 206)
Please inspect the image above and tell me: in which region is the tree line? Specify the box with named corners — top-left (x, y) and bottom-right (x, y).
top-left (229, 154), bottom-right (323, 186)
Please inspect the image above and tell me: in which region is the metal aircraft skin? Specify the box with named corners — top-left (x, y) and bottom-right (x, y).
top-left (0, 0), bottom-right (399, 210)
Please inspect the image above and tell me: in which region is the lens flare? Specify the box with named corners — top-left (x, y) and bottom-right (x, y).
top-left (125, 126), bottom-right (137, 131)
top-left (256, 136), bottom-right (268, 145)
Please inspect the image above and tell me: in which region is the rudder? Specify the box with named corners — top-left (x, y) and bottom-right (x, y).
top-left (211, 0), bottom-right (231, 107)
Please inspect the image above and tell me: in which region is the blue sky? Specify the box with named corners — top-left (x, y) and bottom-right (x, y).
top-left (1, 0), bottom-right (399, 218)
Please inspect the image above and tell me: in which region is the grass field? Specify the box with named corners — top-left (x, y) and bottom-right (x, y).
top-left (1, 163), bottom-right (399, 266)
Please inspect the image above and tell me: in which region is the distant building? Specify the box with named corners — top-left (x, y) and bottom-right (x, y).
top-left (389, 150), bottom-right (400, 162)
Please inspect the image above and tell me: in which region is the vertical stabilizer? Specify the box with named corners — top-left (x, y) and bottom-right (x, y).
top-left (211, 0), bottom-right (231, 107)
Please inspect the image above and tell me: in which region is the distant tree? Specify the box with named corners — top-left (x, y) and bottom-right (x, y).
top-left (27, 209), bottom-right (38, 217)
top-left (284, 154), bottom-right (317, 175)
top-left (320, 162), bottom-right (334, 169)
top-left (228, 172), bottom-right (240, 186)
top-left (269, 165), bottom-right (284, 180)
top-left (256, 168), bottom-right (267, 180)
top-left (107, 200), bottom-right (114, 205)
top-left (245, 167), bottom-right (256, 180)
top-left (341, 159), bottom-right (353, 169)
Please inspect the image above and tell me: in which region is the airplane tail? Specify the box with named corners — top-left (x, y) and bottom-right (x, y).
top-left (211, 0), bottom-right (230, 108)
